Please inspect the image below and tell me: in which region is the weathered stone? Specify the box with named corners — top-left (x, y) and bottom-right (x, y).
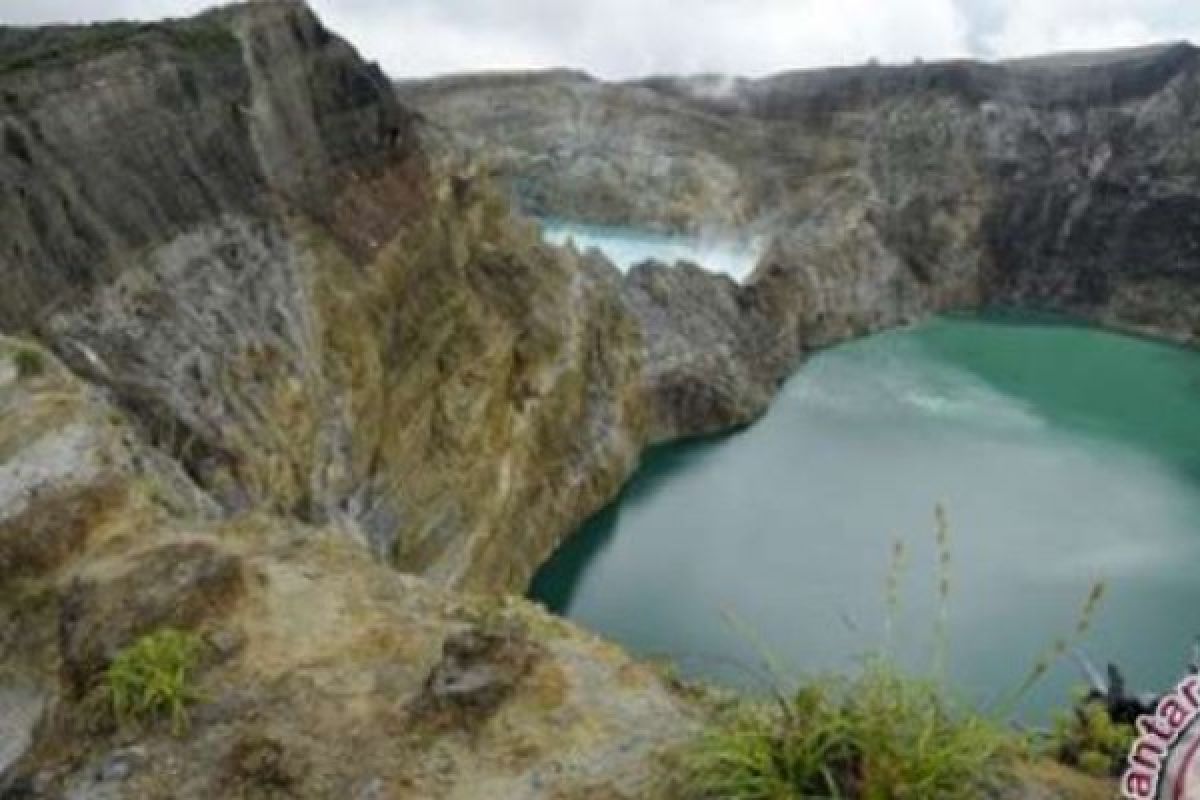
top-left (0, 483), bottom-right (123, 590)
top-left (95, 747), bottom-right (146, 784)
top-left (224, 734), bottom-right (300, 794)
top-left (59, 540), bottom-right (242, 692)
top-left (415, 625), bottom-right (540, 728)
top-left (0, 681), bottom-right (44, 784)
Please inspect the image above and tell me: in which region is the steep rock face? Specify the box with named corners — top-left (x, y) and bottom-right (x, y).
top-left (402, 43), bottom-right (1200, 355)
top-left (0, 2), bottom-right (649, 593)
top-left (980, 50), bottom-right (1200, 339)
top-left (398, 70), bottom-right (758, 234)
top-left (0, 5), bottom-right (420, 326)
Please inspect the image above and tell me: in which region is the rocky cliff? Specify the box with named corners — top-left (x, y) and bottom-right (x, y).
top-left (0, 1), bottom-right (658, 594)
top-left (402, 41), bottom-right (1200, 356)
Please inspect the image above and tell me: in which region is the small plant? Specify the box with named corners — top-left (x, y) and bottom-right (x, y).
top-left (687, 661), bottom-right (1019, 799)
top-left (1046, 692), bottom-right (1135, 777)
top-left (106, 628), bottom-right (204, 734)
top-left (13, 347), bottom-right (45, 379)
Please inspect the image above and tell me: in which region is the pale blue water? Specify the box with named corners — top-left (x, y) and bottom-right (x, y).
top-left (532, 313), bottom-right (1200, 719)
top-left (540, 218), bottom-right (763, 282)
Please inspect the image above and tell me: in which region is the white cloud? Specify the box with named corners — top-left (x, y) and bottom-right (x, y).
top-left (1, 0), bottom-right (1197, 79)
top-left (318, 4), bottom-right (565, 77)
top-left (1, 0), bottom-right (213, 25)
top-left (322, 0), bottom-right (972, 78)
top-left (975, 0), bottom-right (1199, 57)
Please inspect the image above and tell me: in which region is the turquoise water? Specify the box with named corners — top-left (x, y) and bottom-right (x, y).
top-left (531, 313), bottom-right (1200, 717)
top-left (540, 218), bottom-right (763, 282)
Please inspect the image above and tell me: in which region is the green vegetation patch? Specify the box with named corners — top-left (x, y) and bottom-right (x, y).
top-left (12, 346), bottom-right (44, 379)
top-left (1046, 693), bottom-right (1135, 778)
top-left (0, 22), bottom-right (140, 75)
top-left (106, 628), bottom-right (205, 734)
top-left (0, 15), bottom-right (237, 77)
top-left (686, 662), bottom-right (1020, 799)
top-left (159, 18), bottom-right (240, 56)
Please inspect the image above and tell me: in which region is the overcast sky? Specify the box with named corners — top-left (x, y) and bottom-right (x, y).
top-left (3, 0), bottom-right (1199, 79)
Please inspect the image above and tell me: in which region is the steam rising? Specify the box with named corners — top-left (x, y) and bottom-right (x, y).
top-left (541, 219), bottom-right (764, 283)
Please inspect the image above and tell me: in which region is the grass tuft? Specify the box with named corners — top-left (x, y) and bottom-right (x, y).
top-left (13, 347), bottom-right (45, 379)
top-left (686, 660), bottom-right (1020, 799)
top-left (105, 628), bottom-right (204, 734)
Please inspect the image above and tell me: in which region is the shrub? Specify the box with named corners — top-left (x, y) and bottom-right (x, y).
top-left (1046, 693), bottom-right (1135, 777)
top-left (0, 23), bottom-right (141, 75)
top-left (106, 628), bottom-right (204, 734)
top-left (162, 21), bottom-right (239, 56)
top-left (686, 661), bottom-right (1019, 799)
top-left (13, 347), bottom-right (44, 379)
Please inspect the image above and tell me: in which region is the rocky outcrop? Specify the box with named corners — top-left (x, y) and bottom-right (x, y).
top-left (0, 2), bottom-right (653, 594)
top-left (0, 338), bottom-right (697, 799)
